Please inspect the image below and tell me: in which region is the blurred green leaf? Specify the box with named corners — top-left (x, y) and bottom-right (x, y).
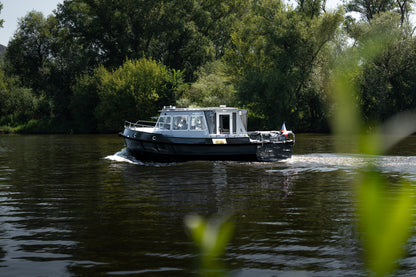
top-left (331, 27), bottom-right (416, 277)
top-left (356, 170), bottom-right (415, 276)
top-left (185, 214), bottom-right (234, 276)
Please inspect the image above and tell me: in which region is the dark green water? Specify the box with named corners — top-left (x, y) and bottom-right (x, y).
top-left (0, 134), bottom-right (415, 276)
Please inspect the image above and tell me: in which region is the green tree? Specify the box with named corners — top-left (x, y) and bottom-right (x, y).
top-left (177, 61), bottom-right (236, 107)
top-left (54, 0), bottom-right (248, 82)
top-left (225, 0), bottom-right (343, 130)
top-left (344, 0), bottom-right (413, 23)
top-left (297, 0), bottom-right (325, 18)
top-left (4, 11), bottom-right (77, 125)
top-left (345, 0), bottom-right (395, 22)
top-left (55, 0), bottom-right (152, 69)
top-left (72, 58), bottom-right (183, 132)
top-left (4, 12), bottom-right (55, 94)
top-left (355, 12), bottom-right (416, 125)
top-left (1, 12), bottom-right (59, 130)
top-left (70, 70), bottom-right (101, 133)
top-left (197, 0), bottom-right (250, 58)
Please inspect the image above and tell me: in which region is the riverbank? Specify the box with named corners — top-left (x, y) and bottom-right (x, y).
top-left (0, 119), bottom-right (76, 134)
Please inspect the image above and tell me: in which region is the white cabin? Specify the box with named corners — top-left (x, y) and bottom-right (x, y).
top-left (154, 106), bottom-right (249, 138)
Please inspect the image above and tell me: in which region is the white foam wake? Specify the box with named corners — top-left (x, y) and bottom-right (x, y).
top-left (104, 148), bottom-right (139, 164)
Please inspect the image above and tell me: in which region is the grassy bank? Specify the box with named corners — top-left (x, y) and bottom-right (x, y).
top-left (0, 119), bottom-right (76, 134)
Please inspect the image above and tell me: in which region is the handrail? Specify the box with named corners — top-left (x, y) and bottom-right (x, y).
top-left (124, 120), bottom-right (156, 129)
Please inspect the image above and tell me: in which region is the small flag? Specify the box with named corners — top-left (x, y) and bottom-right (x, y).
top-left (281, 122), bottom-right (288, 136)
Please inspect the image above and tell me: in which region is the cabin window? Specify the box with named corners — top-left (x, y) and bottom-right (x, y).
top-left (156, 116), bottom-right (171, 130)
top-left (204, 111), bottom-right (216, 134)
top-left (239, 110), bottom-right (248, 132)
top-left (173, 116), bottom-right (188, 130)
top-left (219, 114), bottom-right (230, 134)
top-left (190, 116), bottom-right (206, 130)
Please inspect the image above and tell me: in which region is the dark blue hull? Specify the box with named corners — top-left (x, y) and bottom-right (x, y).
top-left (120, 128), bottom-right (294, 162)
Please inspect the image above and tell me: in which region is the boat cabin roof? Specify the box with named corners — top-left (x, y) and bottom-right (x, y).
top-left (160, 106), bottom-right (246, 113)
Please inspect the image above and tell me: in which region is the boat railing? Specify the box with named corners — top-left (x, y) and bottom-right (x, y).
top-left (248, 130), bottom-right (295, 143)
top-left (124, 120), bottom-right (156, 129)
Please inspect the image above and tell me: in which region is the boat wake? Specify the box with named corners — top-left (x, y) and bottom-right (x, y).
top-left (285, 153), bottom-right (416, 179)
top-left (104, 148), bottom-right (141, 164)
top-left (286, 153), bottom-right (366, 171)
top-left (105, 150), bottom-right (416, 179)
top-left (104, 148), bottom-right (177, 167)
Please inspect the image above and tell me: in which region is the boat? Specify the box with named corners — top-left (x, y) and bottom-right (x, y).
top-left (119, 106), bottom-right (295, 162)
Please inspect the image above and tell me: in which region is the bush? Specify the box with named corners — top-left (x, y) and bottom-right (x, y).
top-left (0, 85), bottom-right (41, 127)
top-left (72, 58), bottom-right (184, 133)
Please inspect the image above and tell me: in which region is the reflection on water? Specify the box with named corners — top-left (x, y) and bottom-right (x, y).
top-left (0, 134), bottom-right (415, 276)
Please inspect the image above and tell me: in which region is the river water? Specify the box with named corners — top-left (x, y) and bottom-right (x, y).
top-left (0, 134), bottom-right (415, 276)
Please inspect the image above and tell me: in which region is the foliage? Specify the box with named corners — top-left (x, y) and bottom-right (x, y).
top-left (2, 0), bottom-right (249, 132)
top-left (355, 13), bottom-right (416, 126)
top-left (344, 0), bottom-right (396, 22)
top-left (72, 58), bottom-right (183, 133)
top-left (0, 2), bottom-right (3, 28)
top-left (0, 85), bottom-right (38, 127)
top-left (1, 0), bottom-right (416, 135)
top-left (2, 11), bottom-right (73, 122)
top-left (53, 0), bottom-right (247, 82)
top-left (344, 0), bottom-right (413, 23)
top-left (225, 0), bottom-right (343, 130)
top-left (70, 69), bottom-right (101, 133)
top-left (4, 11), bottom-right (55, 94)
top-left (177, 61), bottom-right (237, 107)
top-left (0, 67), bottom-right (50, 130)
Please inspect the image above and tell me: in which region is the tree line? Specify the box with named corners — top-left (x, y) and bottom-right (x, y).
top-left (0, 0), bottom-right (415, 133)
